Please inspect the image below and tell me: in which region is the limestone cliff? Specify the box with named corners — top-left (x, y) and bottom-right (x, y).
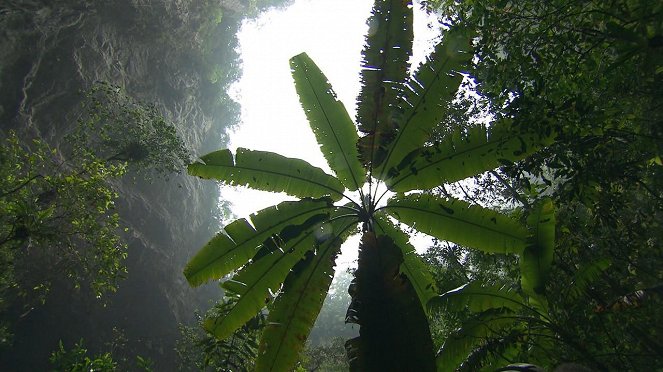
top-left (0, 0), bottom-right (282, 369)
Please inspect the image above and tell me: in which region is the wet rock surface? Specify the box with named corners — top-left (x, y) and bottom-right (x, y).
top-left (0, 0), bottom-right (259, 369)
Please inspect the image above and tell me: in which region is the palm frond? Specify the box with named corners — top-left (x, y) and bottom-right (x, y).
top-left (384, 120), bottom-right (555, 192)
top-left (385, 193), bottom-right (528, 254)
top-left (188, 148), bottom-right (345, 200)
top-left (356, 0), bottom-right (413, 167)
top-left (183, 198), bottom-right (333, 286)
top-left (290, 53), bottom-right (365, 191)
top-left (376, 28), bottom-right (473, 180)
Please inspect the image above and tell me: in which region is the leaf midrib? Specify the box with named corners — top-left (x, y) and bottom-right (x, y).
top-left (388, 133), bottom-right (513, 190)
top-left (187, 205), bottom-right (334, 283)
top-left (211, 228), bottom-right (318, 335)
top-left (363, 0), bottom-right (400, 173)
top-left (382, 204), bottom-right (526, 242)
top-left (208, 162), bottom-right (345, 200)
top-left (444, 289), bottom-right (526, 310)
top-left (300, 62), bottom-right (362, 192)
top-left (377, 52), bottom-right (455, 180)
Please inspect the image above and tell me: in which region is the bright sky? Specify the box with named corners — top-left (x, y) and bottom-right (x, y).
top-left (222, 0), bottom-right (442, 267)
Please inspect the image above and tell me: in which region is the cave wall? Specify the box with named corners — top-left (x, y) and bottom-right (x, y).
top-left (0, 0), bottom-right (259, 369)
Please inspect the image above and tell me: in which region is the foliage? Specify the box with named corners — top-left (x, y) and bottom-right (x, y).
top-left (49, 338), bottom-right (154, 372)
top-left (1, 81), bottom-right (192, 350)
top-left (174, 0), bottom-right (293, 88)
top-left (11, 80), bottom-right (192, 291)
top-left (50, 339), bottom-right (117, 372)
top-left (246, 0), bottom-right (295, 18)
top-left (70, 81), bottom-right (191, 179)
top-left (429, 0), bottom-right (662, 213)
top-left (419, 0), bottom-right (663, 369)
top-left (184, 0), bottom-right (555, 370)
top-left (0, 130), bottom-right (127, 304)
top-left (175, 297), bottom-right (265, 371)
top-left (175, 295), bottom-right (349, 371)
top-left (299, 337), bottom-right (349, 372)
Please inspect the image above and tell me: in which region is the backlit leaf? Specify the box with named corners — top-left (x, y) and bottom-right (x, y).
top-left (188, 148), bottom-right (345, 201)
top-left (376, 28), bottom-right (473, 180)
top-left (436, 282), bottom-right (526, 313)
top-left (183, 199), bottom-right (333, 286)
top-left (356, 0), bottom-right (413, 167)
top-left (384, 120), bottom-right (555, 192)
top-left (255, 217), bottom-right (356, 372)
top-left (385, 193), bottom-right (528, 254)
top-left (290, 53), bottom-right (365, 191)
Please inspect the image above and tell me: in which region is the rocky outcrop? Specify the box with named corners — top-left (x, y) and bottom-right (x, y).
top-left (0, 0), bottom-right (258, 369)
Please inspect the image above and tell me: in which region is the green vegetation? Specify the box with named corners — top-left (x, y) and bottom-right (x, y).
top-left (299, 337), bottom-right (348, 372)
top-left (0, 81), bottom-right (190, 347)
top-left (411, 0), bottom-right (662, 370)
top-left (70, 81), bottom-right (191, 179)
top-left (176, 297), bottom-right (265, 371)
top-left (0, 129), bottom-right (127, 306)
top-left (307, 270), bottom-right (356, 346)
top-left (183, 0), bottom-right (556, 370)
top-left (175, 275), bottom-right (353, 371)
top-left (3, 0), bottom-right (659, 369)
top-left (50, 340), bottom-right (117, 372)
top-left (49, 338), bottom-right (154, 372)
top-left (0, 0), bottom-right (288, 368)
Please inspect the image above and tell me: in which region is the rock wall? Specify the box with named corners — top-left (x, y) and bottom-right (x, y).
top-left (0, 0), bottom-right (265, 369)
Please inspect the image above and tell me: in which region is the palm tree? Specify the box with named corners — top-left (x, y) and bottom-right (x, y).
top-left (184, 0), bottom-right (554, 370)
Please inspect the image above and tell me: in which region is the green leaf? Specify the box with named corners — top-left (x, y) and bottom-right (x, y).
top-left (384, 120), bottom-right (555, 192)
top-left (376, 28), bottom-right (473, 180)
top-left (455, 330), bottom-right (523, 372)
top-left (188, 148), bottom-right (345, 201)
top-left (290, 53), bottom-right (365, 191)
top-left (206, 209), bottom-right (358, 340)
top-left (356, 0), bottom-right (413, 167)
top-left (520, 198), bottom-right (555, 298)
top-left (385, 194), bottom-right (528, 254)
top-left (568, 258), bottom-right (612, 301)
top-left (206, 220), bottom-right (321, 340)
top-left (255, 217), bottom-right (355, 372)
top-left (183, 198), bottom-right (333, 286)
top-left (345, 232), bottom-right (436, 372)
top-left (435, 282), bottom-right (526, 313)
top-left (373, 214), bottom-right (438, 314)
top-left (436, 309), bottom-right (518, 372)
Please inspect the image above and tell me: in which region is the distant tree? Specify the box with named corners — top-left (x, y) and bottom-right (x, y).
top-left (307, 270), bottom-right (357, 346)
top-left (246, 0), bottom-right (295, 17)
top-left (299, 337), bottom-right (348, 372)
